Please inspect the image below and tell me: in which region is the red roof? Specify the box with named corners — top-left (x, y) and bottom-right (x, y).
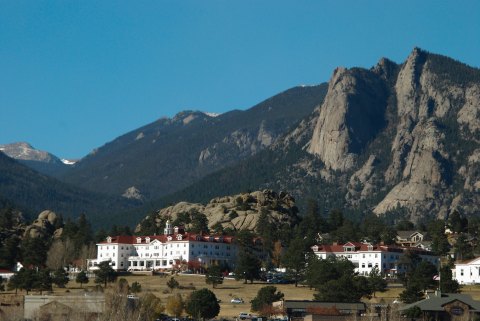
top-left (0, 269), bottom-right (13, 273)
top-left (99, 233), bottom-right (234, 245)
top-left (312, 242), bottom-right (435, 256)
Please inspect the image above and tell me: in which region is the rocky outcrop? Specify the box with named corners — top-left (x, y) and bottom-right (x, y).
top-left (345, 155), bottom-right (378, 205)
top-left (301, 48), bottom-right (480, 221)
top-left (24, 210), bottom-right (62, 239)
top-left (122, 186), bottom-right (144, 201)
top-left (199, 122), bottom-right (275, 167)
top-left (136, 190), bottom-right (299, 233)
top-left (307, 67), bottom-right (388, 171)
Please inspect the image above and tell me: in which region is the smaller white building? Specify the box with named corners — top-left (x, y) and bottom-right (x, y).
top-left (0, 269), bottom-right (14, 280)
top-left (453, 257), bottom-right (480, 285)
top-left (311, 241), bottom-right (439, 276)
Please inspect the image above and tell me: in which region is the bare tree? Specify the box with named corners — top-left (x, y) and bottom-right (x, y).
top-left (46, 238), bottom-right (77, 270)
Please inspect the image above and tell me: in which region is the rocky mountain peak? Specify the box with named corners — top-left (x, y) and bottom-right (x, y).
top-left (0, 142), bottom-right (58, 163)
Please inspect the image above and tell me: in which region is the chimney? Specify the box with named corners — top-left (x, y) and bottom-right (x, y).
top-left (333, 241), bottom-right (338, 246)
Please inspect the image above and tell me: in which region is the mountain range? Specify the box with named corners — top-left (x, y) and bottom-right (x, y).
top-left (1, 48), bottom-right (479, 228)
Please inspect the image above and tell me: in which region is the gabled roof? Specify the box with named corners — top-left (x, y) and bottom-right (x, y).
top-left (99, 233), bottom-right (234, 245)
top-left (311, 242), bottom-right (436, 256)
top-left (396, 230), bottom-right (423, 240)
top-left (400, 293), bottom-right (480, 312)
top-left (455, 257), bottom-right (480, 266)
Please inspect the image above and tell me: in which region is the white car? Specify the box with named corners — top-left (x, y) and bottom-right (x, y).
top-left (231, 298), bottom-right (244, 304)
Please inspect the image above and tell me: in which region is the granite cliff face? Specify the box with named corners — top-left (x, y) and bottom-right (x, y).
top-left (304, 48), bottom-right (480, 220)
top-left (307, 66), bottom-right (388, 171)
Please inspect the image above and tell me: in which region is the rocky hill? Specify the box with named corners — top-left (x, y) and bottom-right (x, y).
top-left (136, 190), bottom-right (300, 234)
top-left (144, 48), bottom-right (480, 223)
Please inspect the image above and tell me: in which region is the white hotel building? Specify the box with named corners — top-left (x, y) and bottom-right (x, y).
top-left (87, 221), bottom-right (236, 271)
top-left (311, 242), bottom-right (439, 276)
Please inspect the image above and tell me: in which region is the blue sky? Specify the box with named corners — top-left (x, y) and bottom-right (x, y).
top-left (1, 1), bottom-right (479, 159)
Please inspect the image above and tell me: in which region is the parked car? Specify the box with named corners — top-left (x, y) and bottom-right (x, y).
top-left (231, 298), bottom-right (244, 304)
top-left (239, 312), bottom-right (251, 320)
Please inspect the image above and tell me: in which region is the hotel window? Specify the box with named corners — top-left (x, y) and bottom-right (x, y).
top-left (368, 263), bottom-right (372, 268)
top-left (461, 269), bottom-right (464, 276)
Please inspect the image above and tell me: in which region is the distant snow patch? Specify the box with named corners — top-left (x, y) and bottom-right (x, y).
top-left (136, 132), bottom-right (145, 140)
top-left (203, 112), bottom-right (221, 118)
top-left (61, 159), bottom-right (76, 165)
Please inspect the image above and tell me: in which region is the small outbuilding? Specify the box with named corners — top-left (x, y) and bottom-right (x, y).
top-left (273, 300), bottom-right (366, 321)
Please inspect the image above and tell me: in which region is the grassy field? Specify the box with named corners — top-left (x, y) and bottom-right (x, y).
top-left (3, 274), bottom-right (480, 318)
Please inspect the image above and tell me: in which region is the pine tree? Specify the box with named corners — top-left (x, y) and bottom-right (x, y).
top-left (205, 265), bottom-right (224, 288)
top-left (52, 268), bottom-right (69, 288)
top-left (75, 270), bottom-right (89, 288)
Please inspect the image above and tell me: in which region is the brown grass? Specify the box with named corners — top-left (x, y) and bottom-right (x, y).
top-left (4, 275), bottom-right (480, 318)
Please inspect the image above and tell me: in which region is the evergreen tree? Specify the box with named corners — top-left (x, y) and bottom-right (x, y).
top-left (328, 209), bottom-right (344, 231)
top-left (368, 267), bottom-right (387, 297)
top-left (235, 250), bottom-right (261, 284)
top-left (75, 270), bottom-right (89, 288)
top-left (36, 268), bottom-right (53, 294)
top-left (439, 265), bottom-right (461, 293)
top-left (52, 268), bottom-right (69, 288)
top-left (399, 286), bottom-right (424, 303)
top-left (167, 277), bottom-right (179, 292)
top-left (94, 261), bottom-right (116, 288)
top-left (454, 234), bottom-right (474, 261)
top-left (251, 286), bottom-right (284, 314)
top-left (20, 236), bottom-right (49, 267)
top-left (130, 281), bottom-right (142, 293)
top-left (306, 256), bottom-right (372, 302)
top-left (185, 288), bottom-right (220, 321)
top-left (190, 211), bottom-right (209, 234)
top-left (205, 265), bottom-right (223, 288)
top-left (282, 237), bottom-right (307, 286)
top-left (15, 268), bottom-right (37, 294)
top-left (0, 236), bottom-right (20, 269)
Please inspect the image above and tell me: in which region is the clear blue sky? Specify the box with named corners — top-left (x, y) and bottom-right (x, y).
top-left (1, 1), bottom-right (479, 159)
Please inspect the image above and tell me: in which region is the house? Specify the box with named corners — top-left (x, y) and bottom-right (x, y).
top-left (273, 300), bottom-right (366, 321)
top-left (311, 241), bottom-right (439, 276)
top-left (453, 257), bottom-right (480, 285)
top-left (399, 292), bottom-right (480, 320)
top-left (24, 294), bottom-right (104, 321)
top-left (87, 220), bottom-right (237, 271)
top-left (0, 269), bottom-right (14, 280)
top-left (395, 230), bottom-right (425, 247)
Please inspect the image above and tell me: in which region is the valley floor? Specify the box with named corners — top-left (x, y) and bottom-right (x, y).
top-left (3, 274), bottom-right (480, 318)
